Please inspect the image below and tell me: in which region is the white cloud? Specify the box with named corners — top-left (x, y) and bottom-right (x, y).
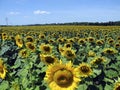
top-left (9, 12), bottom-right (20, 15)
top-left (33, 10), bottom-right (50, 15)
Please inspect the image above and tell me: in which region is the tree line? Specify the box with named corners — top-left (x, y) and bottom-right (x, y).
top-left (1, 21), bottom-right (120, 26)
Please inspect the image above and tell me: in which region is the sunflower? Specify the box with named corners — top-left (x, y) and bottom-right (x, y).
top-left (75, 63), bottom-right (92, 77)
top-left (108, 39), bottom-right (114, 45)
top-left (61, 48), bottom-right (76, 60)
top-left (25, 36), bottom-right (34, 42)
top-left (88, 50), bottom-right (96, 57)
top-left (58, 45), bottom-right (65, 55)
top-left (57, 38), bottom-right (64, 43)
top-left (25, 42), bottom-right (36, 52)
top-left (40, 54), bottom-right (58, 65)
top-left (96, 40), bottom-right (104, 46)
top-left (64, 43), bottom-right (72, 48)
top-left (39, 33), bottom-right (45, 39)
top-left (48, 39), bottom-right (55, 44)
top-left (78, 38), bottom-right (86, 45)
top-left (102, 48), bottom-right (118, 55)
top-left (15, 35), bottom-right (23, 48)
top-left (18, 49), bottom-right (29, 58)
top-left (114, 43), bottom-right (120, 49)
top-left (44, 60), bottom-right (81, 90)
top-left (2, 33), bottom-right (7, 40)
top-left (90, 56), bottom-right (106, 65)
top-left (0, 59), bottom-right (7, 79)
top-left (114, 82), bottom-right (120, 90)
top-left (39, 43), bottom-right (52, 54)
top-left (88, 37), bottom-right (95, 43)
top-left (67, 38), bottom-right (74, 43)
top-left (113, 77), bottom-right (120, 90)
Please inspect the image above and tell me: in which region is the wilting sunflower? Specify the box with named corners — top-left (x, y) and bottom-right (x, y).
top-left (39, 43), bottom-right (52, 54)
top-left (44, 60), bottom-right (81, 90)
top-left (0, 59), bottom-right (7, 79)
top-left (40, 54), bottom-right (58, 65)
top-left (18, 49), bottom-right (29, 58)
top-left (61, 48), bottom-right (76, 60)
top-left (25, 42), bottom-right (36, 52)
top-left (102, 48), bottom-right (118, 55)
top-left (90, 56), bottom-right (106, 65)
top-left (15, 35), bottom-right (23, 48)
top-left (75, 63), bottom-right (92, 77)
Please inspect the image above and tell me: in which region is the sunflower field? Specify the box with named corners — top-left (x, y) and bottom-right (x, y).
top-left (0, 26), bottom-right (120, 90)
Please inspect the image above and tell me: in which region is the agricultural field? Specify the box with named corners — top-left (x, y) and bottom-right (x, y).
top-left (0, 25), bottom-right (120, 90)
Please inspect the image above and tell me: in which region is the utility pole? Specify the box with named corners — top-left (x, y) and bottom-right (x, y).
top-left (5, 17), bottom-right (8, 25)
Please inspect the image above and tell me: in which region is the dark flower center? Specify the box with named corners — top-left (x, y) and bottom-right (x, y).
top-left (45, 56), bottom-right (54, 64)
top-left (44, 46), bottom-right (50, 52)
top-left (80, 66), bottom-right (90, 73)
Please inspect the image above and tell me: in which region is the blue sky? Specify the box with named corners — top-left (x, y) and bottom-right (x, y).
top-left (0, 0), bottom-right (120, 25)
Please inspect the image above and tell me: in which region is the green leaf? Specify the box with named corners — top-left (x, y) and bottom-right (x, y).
top-left (0, 81), bottom-right (9, 90)
top-left (104, 84), bottom-right (113, 90)
top-left (22, 77), bottom-right (29, 88)
top-left (12, 59), bottom-right (21, 69)
top-left (78, 84), bottom-right (87, 90)
top-left (105, 69), bottom-right (118, 78)
top-left (34, 86), bottom-right (39, 90)
top-left (17, 69), bottom-right (28, 77)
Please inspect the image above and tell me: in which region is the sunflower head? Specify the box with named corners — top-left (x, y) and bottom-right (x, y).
top-left (0, 59), bottom-right (7, 79)
top-left (2, 33), bottom-right (8, 40)
top-left (15, 35), bottom-right (23, 48)
top-left (115, 43), bottom-right (120, 49)
top-left (39, 33), bottom-right (45, 39)
top-left (44, 60), bottom-right (81, 90)
top-left (117, 36), bottom-right (120, 41)
top-left (88, 50), bottom-right (96, 57)
top-left (75, 63), bottom-right (92, 77)
top-left (78, 38), bottom-right (86, 45)
top-left (67, 38), bottom-right (74, 43)
top-left (64, 43), bottom-right (72, 48)
top-left (88, 37), bottom-right (95, 43)
top-left (39, 43), bottom-right (52, 54)
top-left (114, 78), bottom-right (120, 90)
top-left (40, 54), bottom-right (58, 65)
top-left (57, 38), bottom-right (64, 43)
top-left (102, 48), bottom-right (118, 55)
top-left (108, 39), bottom-right (114, 45)
top-left (25, 36), bottom-right (34, 42)
top-left (48, 39), bottom-right (55, 44)
top-left (96, 40), bottom-right (104, 45)
top-left (25, 42), bottom-right (36, 52)
top-left (90, 57), bottom-right (106, 65)
top-left (19, 49), bottom-right (29, 58)
top-left (62, 48), bottom-right (76, 60)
